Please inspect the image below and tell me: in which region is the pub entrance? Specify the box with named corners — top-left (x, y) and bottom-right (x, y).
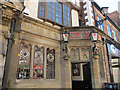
top-left (71, 62), bottom-right (92, 89)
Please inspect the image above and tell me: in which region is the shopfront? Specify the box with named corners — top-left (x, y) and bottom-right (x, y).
top-left (68, 28), bottom-right (101, 89)
top-left (106, 41), bottom-right (120, 83)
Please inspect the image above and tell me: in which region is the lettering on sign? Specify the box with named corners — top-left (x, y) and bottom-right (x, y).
top-left (70, 31), bottom-right (91, 39)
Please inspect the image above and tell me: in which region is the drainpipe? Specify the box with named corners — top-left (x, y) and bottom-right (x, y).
top-left (92, 2), bottom-right (98, 27)
top-left (2, 6), bottom-right (25, 89)
top-left (2, 19), bottom-right (16, 89)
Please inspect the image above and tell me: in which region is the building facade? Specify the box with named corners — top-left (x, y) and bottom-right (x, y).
top-left (0, 0), bottom-right (120, 89)
top-left (109, 11), bottom-right (120, 27)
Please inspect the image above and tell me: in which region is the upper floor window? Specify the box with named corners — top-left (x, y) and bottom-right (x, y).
top-left (119, 35), bottom-right (120, 41)
top-left (38, 2), bottom-right (71, 27)
top-left (64, 5), bottom-right (70, 26)
top-left (39, 2), bottom-right (46, 17)
top-left (97, 15), bottom-right (104, 31)
top-left (56, 2), bottom-right (62, 24)
top-left (112, 30), bottom-right (117, 41)
top-left (47, 2), bottom-right (55, 20)
top-left (107, 24), bottom-right (112, 38)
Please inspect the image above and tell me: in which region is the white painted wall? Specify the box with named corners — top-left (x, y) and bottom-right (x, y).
top-left (24, 0), bottom-right (39, 19)
top-left (83, 0), bottom-right (94, 26)
top-left (71, 9), bottom-right (79, 26)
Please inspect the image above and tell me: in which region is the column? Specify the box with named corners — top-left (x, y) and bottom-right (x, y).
top-left (30, 45), bottom-right (34, 79)
top-left (44, 47), bottom-right (47, 79)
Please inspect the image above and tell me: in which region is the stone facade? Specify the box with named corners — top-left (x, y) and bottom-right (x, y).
top-left (0, 0), bottom-right (24, 88)
top-left (0, 0), bottom-right (120, 89)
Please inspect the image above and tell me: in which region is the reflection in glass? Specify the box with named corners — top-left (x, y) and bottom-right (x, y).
top-left (72, 63), bottom-right (80, 76)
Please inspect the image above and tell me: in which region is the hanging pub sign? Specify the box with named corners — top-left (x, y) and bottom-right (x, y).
top-left (111, 44), bottom-right (116, 54)
top-left (69, 31), bottom-right (101, 40)
top-left (107, 43), bottom-right (120, 57)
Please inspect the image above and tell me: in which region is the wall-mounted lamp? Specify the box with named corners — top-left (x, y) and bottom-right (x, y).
top-left (62, 29), bottom-right (70, 60)
top-left (101, 7), bottom-right (109, 16)
top-left (89, 30), bottom-right (98, 52)
top-left (62, 29), bottom-right (69, 43)
top-left (96, 7), bottom-right (109, 27)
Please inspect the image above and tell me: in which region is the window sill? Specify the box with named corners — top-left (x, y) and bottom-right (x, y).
top-left (38, 17), bottom-right (65, 27)
top-left (16, 78), bottom-right (56, 83)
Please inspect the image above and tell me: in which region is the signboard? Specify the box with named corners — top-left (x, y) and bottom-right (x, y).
top-left (69, 31), bottom-right (101, 40)
top-left (111, 44), bottom-right (116, 54)
top-left (70, 31), bottom-right (90, 39)
top-left (107, 43), bottom-right (120, 57)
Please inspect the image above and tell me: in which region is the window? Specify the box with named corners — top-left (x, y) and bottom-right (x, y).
top-left (97, 15), bottom-right (104, 31)
top-left (112, 30), bottom-right (117, 41)
top-left (38, 2), bottom-right (71, 26)
top-left (33, 46), bottom-right (44, 79)
top-left (56, 2), bottom-right (62, 24)
top-left (64, 5), bottom-right (70, 26)
top-left (80, 48), bottom-right (89, 60)
top-left (70, 47), bottom-right (89, 60)
top-left (107, 24), bottom-right (112, 38)
top-left (72, 63), bottom-right (80, 76)
top-left (17, 43), bottom-right (56, 79)
top-left (70, 48), bottom-right (80, 60)
top-left (46, 48), bottom-right (55, 79)
top-left (17, 43), bottom-right (31, 79)
top-left (39, 2), bottom-right (45, 17)
top-left (119, 35), bottom-right (120, 41)
top-left (47, 2), bottom-right (55, 20)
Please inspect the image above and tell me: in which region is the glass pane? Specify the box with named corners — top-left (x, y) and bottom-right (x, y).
top-left (97, 15), bottom-right (104, 31)
top-left (46, 49), bottom-right (55, 79)
top-left (17, 43), bottom-right (31, 79)
top-left (39, 2), bottom-right (45, 17)
top-left (64, 5), bottom-right (70, 26)
top-left (80, 48), bottom-right (89, 60)
top-left (33, 46), bottom-right (44, 79)
top-left (112, 30), bottom-right (117, 41)
top-left (47, 2), bottom-right (55, 20)
top-left (107, 24), bottom-right (112, 38)
top-left (56, 2), bottom-right (62, 24)
top-left (72, 63), bottom-right (80, 76)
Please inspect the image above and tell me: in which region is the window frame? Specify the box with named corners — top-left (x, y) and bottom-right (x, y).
top-left (119, 35), bottom-right (120, 42)
top-left (33, 46), bottom-right (44, 79)
top-left (97, 15), bottom-right (104, 31)
top-left (17, 43), bottom-right (56, 80)
top-left (112, 29), bottom-right (117, 41)
top-left (107, 24), bottom-right (112, 38)
top-left (38, 1), bottom-right (72, 27)
top-left (70, 47), bottom-right (90, 61)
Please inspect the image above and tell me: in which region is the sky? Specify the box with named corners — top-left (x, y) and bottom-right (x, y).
top-left (95, 0), bottom-right (119, 13)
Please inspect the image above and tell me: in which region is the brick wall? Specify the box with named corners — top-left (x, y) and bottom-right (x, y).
top-left (94, 7), bottom-right (120, 42)
top-left (108, 11), bottom-right (120, 27)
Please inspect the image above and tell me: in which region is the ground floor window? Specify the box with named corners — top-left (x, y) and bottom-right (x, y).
top-left (46, 48), bottom-right (55, 79)
top-left (70, 47), bottom-right (90, 61)
top-left (17, 42), bottom-right (56, 79)
top-left (33, 46), bottom-right (44, 79)
top-left (17, 43), bottom-right (31, 79)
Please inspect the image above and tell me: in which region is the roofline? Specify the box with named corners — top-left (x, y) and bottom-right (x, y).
top-left (92, 2), bottom-right (120, 31)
